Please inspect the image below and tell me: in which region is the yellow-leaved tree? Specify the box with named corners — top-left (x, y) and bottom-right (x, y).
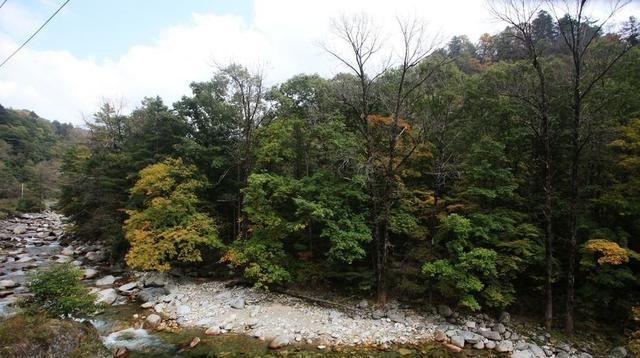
top-left (124, 158), bottom-right (222, 271)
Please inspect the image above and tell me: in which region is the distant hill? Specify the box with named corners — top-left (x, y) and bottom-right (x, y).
top-left (0, 104), bottom-right (85, 215)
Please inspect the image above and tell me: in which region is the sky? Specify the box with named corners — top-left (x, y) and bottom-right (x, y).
top-left (0, 0), bottom-right (638, 126)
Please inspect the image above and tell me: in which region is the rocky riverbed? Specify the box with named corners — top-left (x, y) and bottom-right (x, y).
top-left (0, 212), bottom-right (631, 358)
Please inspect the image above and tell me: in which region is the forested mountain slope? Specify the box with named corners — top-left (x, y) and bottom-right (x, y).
top-left (0, 104), bottom-right (84, 215)
top-left (18, 7), bottom-right (640, 346)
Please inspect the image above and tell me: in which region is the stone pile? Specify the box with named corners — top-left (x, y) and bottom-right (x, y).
top-left (0, 211), bottom-right (109, 312)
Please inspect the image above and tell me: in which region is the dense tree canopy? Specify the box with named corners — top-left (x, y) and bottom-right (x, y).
top-left (4, 3), bottom-right (636, 340)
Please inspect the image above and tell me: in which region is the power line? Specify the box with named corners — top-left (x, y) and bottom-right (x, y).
top-left (0, 1), bottom-right (7, 10)
top-left (0, 0), bottom-right (71, 70)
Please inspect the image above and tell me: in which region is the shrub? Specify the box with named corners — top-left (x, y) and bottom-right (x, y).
top-left (16, 194), bottom-right (45, 213)
top-left (21, 264), bottom-right (97, 317)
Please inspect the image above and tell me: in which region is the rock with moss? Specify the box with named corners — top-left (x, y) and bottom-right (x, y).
top-left (0, 314), bottom-right (110, 357)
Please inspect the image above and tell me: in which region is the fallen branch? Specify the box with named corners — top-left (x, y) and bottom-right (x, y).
top-left (272, 288), bottom-right (363, 314)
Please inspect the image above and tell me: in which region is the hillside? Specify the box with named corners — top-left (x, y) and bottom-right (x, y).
top-left (0, 104), bottom-right (84, 216)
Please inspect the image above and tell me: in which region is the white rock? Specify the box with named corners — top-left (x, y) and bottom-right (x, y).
top-left (83, 268), bottom-right (98, 279)
top-left (451, 335), bottom-right (465, 348)
top-left (96, 275), bottom-right (116, 287)
top-left (118, 281), bottom-right (138, 292)
top-left (95, 288), bottom-right (118, 305)
top-left (230, 297), bottom-right (245, 309)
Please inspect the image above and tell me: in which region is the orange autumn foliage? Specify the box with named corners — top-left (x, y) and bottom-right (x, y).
top-left (367, 115), bottom-right (411, 130)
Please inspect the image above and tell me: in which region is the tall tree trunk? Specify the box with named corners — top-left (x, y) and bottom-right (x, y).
top-left (376, 201), bottom-right (390, 305)
top-left (543, 127), bottom-right (554, 331)
top-left (566, 86), bottom-right (581, 334)
top-left (533, 55), bottom-right (554, 331)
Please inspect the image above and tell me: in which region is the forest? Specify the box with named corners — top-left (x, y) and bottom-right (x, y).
top-left (2, 0), bottom-right (640, 349)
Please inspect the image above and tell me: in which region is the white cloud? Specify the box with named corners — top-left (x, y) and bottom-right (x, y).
top-left (0, 0), bottom-right (637, 125)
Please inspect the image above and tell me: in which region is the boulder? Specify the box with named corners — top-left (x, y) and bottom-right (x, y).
top-left (438, 304), bottom-right (453, 317)
top-left (450, 335), bottom-right (465, 348)
top-left (95, 275), bottom-right (115, 287)
top-left (138, 287), bottom-right (168, 303)
top-left (473, 341), bottom-right (485, 350)
top-left (95, 288), bottom-right (117, 305)
top-left (0, 279), bottom-right (18, 289)
top-left (17, 256), bottom-right (34, 263)
top-left (556, 342), bottom-right (571, 352)
top-left (117, 281), bottom-right (138, 293)
top-left (245, 318), bottom-right (259, 328)
top-left (387, 309), bottom-right (405, 323)
top-left (357, 299), bottom-right (368, 309)
top-left (495, 323), bottom-right (506, 334)
top-left (461, 330), bottom-right (483, 344)
top-left (55, 255), bottom-right (72, 263)
top-left (61, 247), bottom-right (74, 256)
top-left (512, 350), bottom-right (535, 358)
top-left (145, 314), bottom-right (162, 329)
top-left (143, 272), bottom-right (169, 287)
top-left (371, 310), bottom-right (385, 319)
top-left (230, 297), bottom-right (245, 309)
top-left (609, 347), bottom-right (628, 358)
top-left (0, 315), bottom-right (110, 357)
top-left (85, 251), bottom-right (99, 261)
top-left (496, 340), bottom-right (514, 353)
top-left (465, 321), bottom-right (476, 329)
top-left (154, 303), bottom-right (165, 313)
top-left (485, 341), bottom-right (496, 350)
top-left (499, 311), bottom-right (511, 324)
top-left (269, 335), bottom-right (290, 349)
top-left (481, 330), bottom-right (502, 341)
top-left (205, 326), bottom-right (221, 336)
top-left (82, 268), bottom-right (98, 280)
top-left (12, 225), bottom-right (27, 235)
top-left (529, 343), bottom-right (546, 358)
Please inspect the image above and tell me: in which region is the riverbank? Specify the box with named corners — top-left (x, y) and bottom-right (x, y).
top-left (0, 212), bottom-right (630, 357)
